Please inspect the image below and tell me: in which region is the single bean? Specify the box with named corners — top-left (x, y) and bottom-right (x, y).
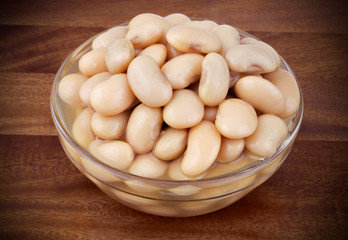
top-left (106, 38), bottom-right (134, 74)
top-left (128, 153), bottom-right (168, 178)
top-left (163, 89), bottom-right (204, 129)
top-left (90, 74), bottom-right (135, 116)
top-left (58, 73), bottom-right (87, 106)
top-left (152, 128), bottom-right (187, 160)
top-left (126, 21), bottom-right (163, 49)
top-left (78, 48), bottom-right (108, 77)
top-left (181, 121), bottom-right (221, 177)
top-left (91, 140), bottom-right (134, 170)
top-left (91, 111), bottom-right (129, 140)
top-left (128, 13), bottom-right (172, 44)
top-left (139, 43), bottom-right (167, 67)
top-left (166, 26), bottom-right (221, 54)
top-left (262, 69), bottom-right (300, 118)
top-left (216, 137), bottom-right (245, 163)
top-left (241, 37), bottom-right (280, 67)
top-left (126, 103), bottom-right (163, 154)
top-left (215, 98), bottom-right (258, 139)
top-left (245, 114), bottom-right (288, 157)
top-left (199, 52), bottom-right (230, 106)
top-left (212, 24), bottom-right (240, 56)
top-left (92, 26), bottom-right (128, 50)
top-left (127, 55), bottom-right (172, 107)
top-left (161, 53), bottom-right (204, 89)
top-left (79, 72), bottom-right (111, 106)
top-left (235, 76), bottom-right (285, 115)
top-left (225, 44), bottom-right (278, 74)
top-left (72, 107), bottom-right (95, 148)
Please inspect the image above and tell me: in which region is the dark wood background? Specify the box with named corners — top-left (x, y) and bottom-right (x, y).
top-left (0, 0), bottom-right (347, 239)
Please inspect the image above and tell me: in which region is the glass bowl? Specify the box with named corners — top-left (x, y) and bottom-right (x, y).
top-left (50, 22), bottom-right (303, 217)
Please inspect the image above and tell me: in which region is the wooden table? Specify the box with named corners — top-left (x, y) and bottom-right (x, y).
top-left (0, 0), bottom-right (347, 239)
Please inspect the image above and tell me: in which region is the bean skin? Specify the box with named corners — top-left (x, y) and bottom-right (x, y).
top-left (90, 74), bottom-right (135, 116)
top-left (181, 121), bottom-right (221, 177)
top-left (166, 25), bottom-right (221, 54)
top-left (127, 55), bottom-right (172, 107)
top-left (126, 104), bottom-right (163, 154)
top-left (163, 89), bottom-right (204, 129)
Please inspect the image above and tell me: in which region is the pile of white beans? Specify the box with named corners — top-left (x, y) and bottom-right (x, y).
top-left (58, 13), bottom-right (300, 182)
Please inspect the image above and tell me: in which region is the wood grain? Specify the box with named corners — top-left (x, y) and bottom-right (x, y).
top-left (0, 0), bottom-right (347, 239)
top-left (0, 135), bottom-right (347, 239)
top-left (0, 72), bottom-right (56, 136)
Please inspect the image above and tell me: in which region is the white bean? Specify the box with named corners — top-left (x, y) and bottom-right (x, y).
top-left (152, 128), bottom-right (187, 160)
top-left (245, 114), bottom-right (288, 157)
top-left (181, 121), bottom-right (221, 177)
top-left (90, 74), bottom-right (135, 116)
top-left (58, 73), bottom-right (87, 106)
top-left (139, 43), bottom-right (167, 67)
top-left (241, 37), bottom-right (280, 67)
top-left (127, 55), bottom-right (172, 107)
top-left (215, 98), bottom-right (258, 139)
top-left (128, 153), bottom-right (168, 178)
top-left (91, 111), bottom-right (129, 140)
top-left (212, 24), bottom-right (240, 56)
top-left (79, 72), bottom-right (111, 107)
top-left (166, 26), bottom-right (221, 54)
top-left (235, 76), bottom-right (285, 115)
top-left (126, 21), bottom-right (163, 49)
top-left (72, 107), bottom-right (95, 148)
top-left (199, 52), bottom-right (230, 106)
top-left (161, 53), bottom-right (204, 89)
top-left (216, 138), bottom-right (245, 163)
top-left (78, 48), bottom-right (107, 77)
top-left (126, 103), bottom-right (163, 154)
top-left (225, 44), bottom-right (278, 74)
top-left (91, 140), bottom-right (134, 170)
top-left (106, 38), bottom-right (134, 74)
top-left (262, 69), bottom-right (300, 118)
top-left (163, 89), bottom-right (204, 129)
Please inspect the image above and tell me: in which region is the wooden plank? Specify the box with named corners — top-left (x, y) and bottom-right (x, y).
top-left (0, 135), bottom-right (347, 239)
top-left (0, 25), bottom-right (104, 73)
top-left (0, 0), bottom-right (347, 33)
top-left (0, 72), bottom-right (57, 136)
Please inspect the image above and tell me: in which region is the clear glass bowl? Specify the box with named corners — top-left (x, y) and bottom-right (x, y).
top-left (50, 23), bottom-right (303, 217)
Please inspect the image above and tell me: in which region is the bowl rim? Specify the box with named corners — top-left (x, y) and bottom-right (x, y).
top-left (50, 22), bottom-right (304, 187)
